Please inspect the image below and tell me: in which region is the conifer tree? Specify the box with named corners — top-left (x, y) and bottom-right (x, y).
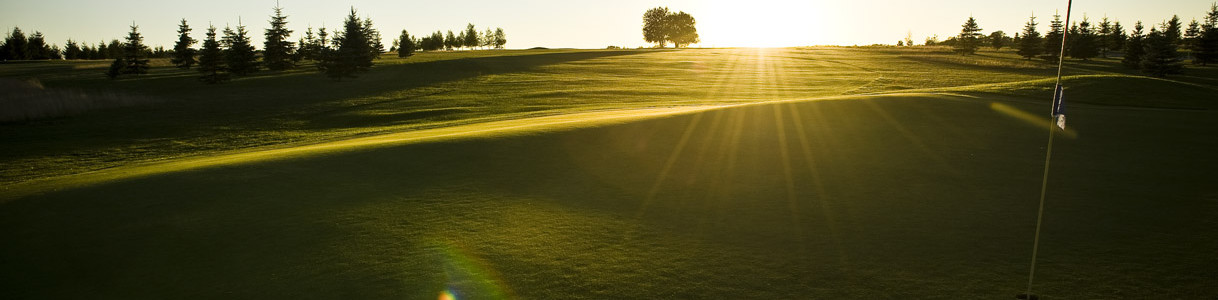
top-left (1045, 13), bottom-right (1065, 60)
top-left (1070, 18), bottom-right (1099, 60)
top-left (297, 27), bottom-right (317, 60)
top-left (223, 22), bottom-right (258, 75)
top-left (1197, 3), bottom-right (1218, 66)
top-left (27, 32), bottom-right (51, 60)
top-left (63, 39), bottom-right (82, 59)
top-left (1184, 19), bottom-right (1202, 64)
top-left (4, 27), bottom-right (29, 60)
top-left (1109, 21), bottom-right (1127, 53)
top-left (1164, 15), bottom-right (1183, 45)
top-left (362, 18), bottom-right (383, 58)
top-left (123, 23), bottom-right (150, 74)
top-left (1098, 17), bottom-right (1113, 57)
top-left (172, 19), bottom-right (197, 69)
top-left (397, 29), bottom-right (415, 57)
top-left (1123, 21), bottom-right (1146, 68)
top-left (1142, 27), bottom-right (1183, 77)
top-left (483, 28), bottom-right (494, 49)
top-left (263, 4), bottom-right (296, 70)
top-left (197, 25), bottom-right (229, 84)
top-left (320, 8), bottom-right (373, 79)
top-left (106, 57), bottom-right (125, 79)
top-left (1018, 15), bottom-right (1043, 59)
top-left (954, 17), bottom-right (983, 55)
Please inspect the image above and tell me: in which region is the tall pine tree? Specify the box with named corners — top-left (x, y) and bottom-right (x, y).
top-left (172, 19), bottom-right (197, 69)
top-left (1109, 21), bottom-right (1126, 54)
top-left (263, 4), bottom-right (296, 71)
top-left (1018, 15), bottom-right (1043, 59)
top-left (1197, 3), bottom-right (1218, 66)
top-left (1164, 15), bottom-right (1183, 45)
top-left (198, 25), bottom-right (229, 84)
top-left (320, 8), bottom-right (373, 79)
top-left (1142, 27), bottom-right (1183, 77)
top-left (1070, 18), bottom-right (1099, 60)
top-left (1123, 21), bottom-right (1146, 68)
top-left (1044, 13), bottom-right (1065, 60)
top-left (362, 18), bottom-right (383, 58)
top-left (123, 23), bottom-right (150, 74)
top-left (397, 30), bottom-right (415, 57)
top-left (954, 17), bottom-right (983, 55)
top-left (223, 22), bottom-right (258, 76)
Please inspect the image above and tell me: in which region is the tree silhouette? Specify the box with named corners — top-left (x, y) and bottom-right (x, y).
top-left (26, 31), bottom-right (52, 60)
top-left (223, 22), bottom-right (258, 76)
top-left (1197, 3), bottom-right (1218, 66)
top-left (63, 39), bottom-right (82, 59)
top-left (397, 30), bottom-right (415, 57)
top-left (641, 7), bottom-right (699, 48)
top-left (172, 19), bottom-right (197, 69)
top-left (1108, 21), bottom-right (1127, 55)
top-left (123, 23), bottom-right (150, 74)
top-left (363, 18), bottom-right (383, 57)
top-left (3, 27), bottom-right (29, 60)
top-left (197, 25), bottom-right (230, 84)
top-left (954, 17), bottom-right (983, 55)
top-left (263, 4), bottom-right (296, 71)
top-left (319, 8), bottom-right (373, 80)
top-left (668, 12), bottom-right (699, 48)
top-left (1018, 15), bottom-right (1043, 59)
top-left (1098, 17), bottom-right (1113, 57)
top-left (642, 7), bottom-right (670, 48)
top-left (989, 31), bottom-right (1008, 49)
top-left (1044, 13), bottom-right (1065, 60)
top-left (1142, 27), bottom-right (1183, 77)
top-left (1164, 15), bottom-right (1182, 45)
top-left (463, 23), bottom-right (479, 49)
top-left (1122, 21), bottom-right (1146, 68)
top-left (1070, 18), bottom-right (1099, 60)
top-left (494, 28), bottom-right (506, 49)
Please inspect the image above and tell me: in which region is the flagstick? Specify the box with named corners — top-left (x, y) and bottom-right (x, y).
top-left (1026, 0), bottom-right (1072, 298)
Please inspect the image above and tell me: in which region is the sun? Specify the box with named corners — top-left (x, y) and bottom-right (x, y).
top-left (692, 0), bottom-right (824, 47)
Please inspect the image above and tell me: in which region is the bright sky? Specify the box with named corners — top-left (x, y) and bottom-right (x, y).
top-left (1, 0), bottom-right (1213, 49)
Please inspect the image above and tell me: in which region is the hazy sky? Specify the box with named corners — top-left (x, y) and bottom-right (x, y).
top-left (1, 0), bottom-right (1214, 49)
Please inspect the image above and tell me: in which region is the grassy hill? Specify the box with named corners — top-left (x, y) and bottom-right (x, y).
top-left (2, 47), bottom-right (1217, 298)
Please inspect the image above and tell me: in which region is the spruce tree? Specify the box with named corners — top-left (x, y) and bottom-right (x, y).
top-left (1044, 13), bottom-right (1065, 60)
top-left (198, 25), bottom-right (229, 84)
top-left (297, 27), bottom-right (316, 60)
top-left (362, 18), bottom-right (383, 58)
top-left (27, 32), bottom-right (51, 60)
top-left (106, 57), bottom-right (125, 79)
top-left (1018, 15), bottom-right (1043, 59)
top-left (397, 30), bottom-right (415, 57)
top-left (1142, 27), bottom-right (1183, 77)
top-left (1109, 21), bottom-right (1126, 54)
top-left (223, 23), bottom-right (258, 76)
top-left (320, 8), bottom-right (373, 79)
top-left (1185, 19), bottom-right (1202, 64)
top-left (1070, 18), bottom-right (1099, 60)
top-left (1197, 3), bottom-right (1218, 66)
top-left (1098, 17), bottom-right (1113, 57)
top-left (1164, 15), bottom-right (1183, 45)
top-left (263, 4), bottom-right (296, 70)
top-left (172, 19), bottom-right (197, 69)
top-left (4, 27), bottom-right (29, 60)
top-left (445, 30), bottom-right (457, 51)
top-left (64, 39), bottom-right (81, 59)
top-left (954, 17), bottom-right (983, 55)
top-left (1123, 21), bottom-right (1146, 68)
top-left (123, 23), bottom-right (150, 74)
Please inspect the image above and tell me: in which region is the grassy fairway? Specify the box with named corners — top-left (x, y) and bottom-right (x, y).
top-left (2, 48), bottom-right (1217, 298)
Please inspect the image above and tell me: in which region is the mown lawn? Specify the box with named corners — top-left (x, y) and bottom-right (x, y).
top-left (1, 47), bottom-right (1217, 298)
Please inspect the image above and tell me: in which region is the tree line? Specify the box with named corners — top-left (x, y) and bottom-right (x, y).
top-left (1, 4), bottom-right (508, 83)
top-left (0, 27), bottom-right (172, 61)
top-left (922, 3), bottom-right (1218, 77)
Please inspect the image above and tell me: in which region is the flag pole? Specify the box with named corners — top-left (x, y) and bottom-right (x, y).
top-left (1025, 0), bottom-right (1071, 299)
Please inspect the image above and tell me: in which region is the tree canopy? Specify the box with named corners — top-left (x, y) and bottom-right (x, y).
top-left (642, 7), bottom-right (699, 48)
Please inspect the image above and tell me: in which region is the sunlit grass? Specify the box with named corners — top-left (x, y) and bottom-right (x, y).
top-left (2, 47), bottom-right (1217, 298)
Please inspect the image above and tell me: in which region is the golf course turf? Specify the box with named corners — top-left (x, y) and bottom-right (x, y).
top-left (2, 48), bottom-right (1217, 298)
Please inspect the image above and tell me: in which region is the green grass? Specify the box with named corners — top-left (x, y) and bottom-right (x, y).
top-left (1, 47), bottom-right (1217, 298)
